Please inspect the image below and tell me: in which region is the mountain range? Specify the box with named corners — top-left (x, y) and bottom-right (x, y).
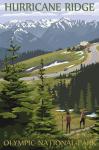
top-left (0, 18), bottom-right (99, 55)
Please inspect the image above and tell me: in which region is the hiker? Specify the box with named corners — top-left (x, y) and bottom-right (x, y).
top-left (66, 111), bottom-right (71, 133)
top-left (80, 111), bottom-right (86, 128)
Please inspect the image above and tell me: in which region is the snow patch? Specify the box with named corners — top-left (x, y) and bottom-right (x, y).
top-left (14, 28), bottom-right (28, 34)
top-left (80, 41), bottom-right (89, 46)
top-left (44, 61), bottom-right (69, 69)
top-left (75, 51), bottom-right (84, 55)
top-left (69, 109), bottom-right (74, 112)
top-left (10, 20), bottom-right (19, 23)
top-left (26, 67), bottom-right (35, 72)
top-left (61, 51), bottom-right (71, 54)
top-left (59, 22), bottom-right (65, 30)
top-left (56, 110), bottom-right (65, 112)
top-left (59, 17), bottom-right (72, 27)
top-left (79, 56), bottom-right (84, 60)
top-left (56, 109), bottom-right (74, 112)
top-left (86, 113), bottom-right (97, 118)
top-left (39, 19), bottom-right (57, 28)
top-left (67, 65), bottom-right (75, 68)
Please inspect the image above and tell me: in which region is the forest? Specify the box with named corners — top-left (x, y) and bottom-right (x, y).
top-left (54, 63), bottom-right (99, 112)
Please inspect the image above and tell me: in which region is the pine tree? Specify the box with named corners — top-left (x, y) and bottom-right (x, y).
top-left (0, 42), bottom-right (33, 136)
top-left (79, 89), bottom-right (85, 110)
top-left (74, 103), bottom-right (79, 113)
top-left (80, 64), bottom-right (83, 71)
top-left (94, 98), bottom-right (98, 110)
top-left (33, 59), bottom-right (56, 134)
top-left (54, 78), bottom-right (68, 109)
top-left (86, 83), bottom-right (93, 112)
top-left (92, 107), bottom-right (99, 134)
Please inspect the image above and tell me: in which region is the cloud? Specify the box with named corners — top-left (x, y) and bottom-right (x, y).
top-left (0, 12), bottom-right (57, 17)
top-left (0, 4), bottom-right (5, 11)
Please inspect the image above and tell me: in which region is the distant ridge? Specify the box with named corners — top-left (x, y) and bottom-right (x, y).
top-left (0, 18), bottom-right (99, 52)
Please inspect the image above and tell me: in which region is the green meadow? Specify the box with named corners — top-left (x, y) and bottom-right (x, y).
top-left (20, 49), bottom-right (87, 76)
top-left (96, 45), bottom-right (99, 51)
top-left (21, 49), bottom-right (86, 68)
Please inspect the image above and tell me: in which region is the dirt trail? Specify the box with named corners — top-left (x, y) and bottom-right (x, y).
top-left (64, 125), bottom-right (94, 137)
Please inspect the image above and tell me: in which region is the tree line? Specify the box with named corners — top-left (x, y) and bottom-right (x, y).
top-left (53, 63), bottom-right (99, 112)
top-left (0, 49), bottom-right (48, 69)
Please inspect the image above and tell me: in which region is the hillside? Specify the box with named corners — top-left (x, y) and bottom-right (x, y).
top-left (20, 48), bottom-right (87, 74)
top-left (96, 45), bottom-right (99, 51)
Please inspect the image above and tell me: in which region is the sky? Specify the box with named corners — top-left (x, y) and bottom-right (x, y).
top-left (0, 0), bottom-right (99, 23)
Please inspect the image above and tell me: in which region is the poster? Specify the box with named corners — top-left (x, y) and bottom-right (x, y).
top-left (0, 0), bottom-right (99, 149)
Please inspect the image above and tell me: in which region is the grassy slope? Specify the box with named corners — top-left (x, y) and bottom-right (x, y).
top-left (20, 49), bottom-right (87, 75)
top-left (96, 45), bottom-right (99, 51)
top-left (21, 49), bottom-right (87, 68)
top-left (0, 49), bottom-right (87, 77)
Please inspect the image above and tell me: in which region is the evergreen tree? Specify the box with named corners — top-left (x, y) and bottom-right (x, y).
top-left (0, 42), bottom-right (33, 137)
top-left (67, 48), bottom-right (71, 51)
top-left (94, 98), bottom-right (98, 110)
top-left (92, 107), bottom-right (99, 134)
top-left (86, 83), bottom-right (93, 112)
top-left (55, 79), bottom-right (68, 109)
top-left (74, 103), bottom-right (79, 113)
top-left (79, 89), bottom-right (85, 110)
top-left (33, 59), bottom-right (56, 134)
top-left (67, 63), bottom-right (99, 113)
top-left (80, 64), bottom-right (83, 71)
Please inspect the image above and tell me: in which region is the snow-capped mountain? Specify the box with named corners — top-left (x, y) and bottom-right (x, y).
top-left (41, 19), bottom-right (99, 50)
top-left (0, 18), bottom-right (99, 54)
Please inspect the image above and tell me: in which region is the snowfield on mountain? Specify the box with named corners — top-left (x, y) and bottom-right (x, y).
top-left (0, 18), bottom-right (99, 52)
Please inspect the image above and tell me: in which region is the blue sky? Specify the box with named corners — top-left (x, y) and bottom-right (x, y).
top-left (0, 0), bottom-right (99, 23)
